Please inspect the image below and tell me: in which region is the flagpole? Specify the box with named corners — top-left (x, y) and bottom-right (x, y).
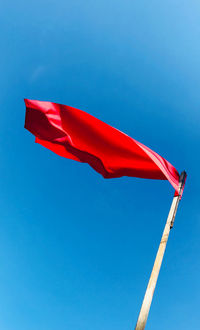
top-left (135, 171), bottom-right (187, 330)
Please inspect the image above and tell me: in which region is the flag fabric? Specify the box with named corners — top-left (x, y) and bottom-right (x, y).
top-left (24, 99), bottom-right (181, 194)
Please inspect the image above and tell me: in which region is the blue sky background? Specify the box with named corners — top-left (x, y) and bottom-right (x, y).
top-left (0, 1), bottom-right (200, 329)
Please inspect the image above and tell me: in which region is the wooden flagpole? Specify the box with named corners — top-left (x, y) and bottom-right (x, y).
top-left (135, 171), bottom-right (187, 330)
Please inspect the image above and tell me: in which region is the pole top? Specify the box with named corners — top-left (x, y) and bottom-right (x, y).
top-left (179, 170), bottom-right (187, 196)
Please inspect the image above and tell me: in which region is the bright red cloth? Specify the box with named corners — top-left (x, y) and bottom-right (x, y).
top-left (24, 99), bottom-right (180, 193)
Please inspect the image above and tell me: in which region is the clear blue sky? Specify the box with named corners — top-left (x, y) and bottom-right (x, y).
top-left (0, 1), bottom-right (200, 329)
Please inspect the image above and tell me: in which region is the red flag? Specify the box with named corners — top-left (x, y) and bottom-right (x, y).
top-left (24, 99), bottom-right (181, 194)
